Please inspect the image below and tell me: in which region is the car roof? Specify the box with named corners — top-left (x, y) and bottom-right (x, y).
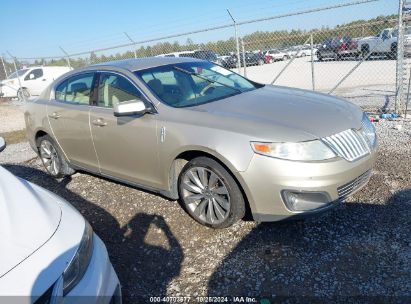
top-left (90, 57), bottom-right (203, 72)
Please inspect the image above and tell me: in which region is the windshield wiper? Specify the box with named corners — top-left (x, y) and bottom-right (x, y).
top-left (173, 66), bottom-right (242, 94)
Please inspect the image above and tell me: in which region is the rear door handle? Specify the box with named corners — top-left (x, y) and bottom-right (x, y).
top-left (92, 118), bottom-right (107, 127)
top-left (48, 112), bottom-right (61, 119)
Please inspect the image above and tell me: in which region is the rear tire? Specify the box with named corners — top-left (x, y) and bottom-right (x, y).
top-left (178, 157), bottom-right (245, 228)
top-left (37, 135), bottom-right (75, 178)
top-left (17, 88), bottom-right (30, 101)
top-left (388, 43), bottom-right (397, 60)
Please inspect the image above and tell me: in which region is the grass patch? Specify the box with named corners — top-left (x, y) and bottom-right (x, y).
top-left (0, 129), bottom-right (27, 145)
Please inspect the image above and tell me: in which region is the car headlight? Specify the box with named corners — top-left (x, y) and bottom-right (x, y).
top-left (63, 221), bottom-right (93, 296)
top-left (361, 113), bottom-right (377, 147)
top-left (251, 140), bottom-right (336, 161)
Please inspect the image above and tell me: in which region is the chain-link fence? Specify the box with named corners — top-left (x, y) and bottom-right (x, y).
top-left (1, 0), bottom-right (408, 115)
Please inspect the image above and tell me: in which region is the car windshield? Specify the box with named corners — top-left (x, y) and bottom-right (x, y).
top-left (7, 69), bottom-right (29, 79)
top-left (135, 61), bottom-right (263, 108)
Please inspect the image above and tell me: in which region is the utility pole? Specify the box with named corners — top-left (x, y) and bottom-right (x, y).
top-left (124, 32), bottom-right (138, 59)
top-left (227, 9), bottom-right (241, 73)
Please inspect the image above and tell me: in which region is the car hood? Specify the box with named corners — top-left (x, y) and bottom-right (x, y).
top-left (0, 166), bottom-right (61, 278)
top-left (190, 85), bottom-right (362, 142)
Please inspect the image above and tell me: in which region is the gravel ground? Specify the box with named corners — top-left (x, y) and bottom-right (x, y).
top-left (0, 113), bottom-right (410, 302)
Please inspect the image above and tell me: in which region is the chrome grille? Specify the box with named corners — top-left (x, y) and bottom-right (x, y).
top-left (337, 170), bottom-right (372, 198)
top-left (322, 129), bottom-right (370, 162)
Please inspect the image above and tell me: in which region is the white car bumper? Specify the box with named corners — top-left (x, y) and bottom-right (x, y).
top-left (51, 235), bottom-right (121, 304)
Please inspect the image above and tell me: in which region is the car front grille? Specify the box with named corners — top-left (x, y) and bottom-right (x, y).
top-left (322, 128), bottom-right (370, 162)
top-left (337, 169), bottom-right (372, 198)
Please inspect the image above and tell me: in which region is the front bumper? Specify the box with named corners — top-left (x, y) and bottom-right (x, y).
top-left (51, 234), bottom-right (121, 304)
top-left (238, 150), bottom-right (377, 222)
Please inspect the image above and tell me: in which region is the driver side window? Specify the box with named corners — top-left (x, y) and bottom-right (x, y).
top-left (97, 73), bottom-right (142, 108)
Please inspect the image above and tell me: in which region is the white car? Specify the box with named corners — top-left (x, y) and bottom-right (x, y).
top-left (0, 66), bottom-right (72, 99)
top-left (357, 27), bottom-right (411, 58)
top-left (264, 50), bottom-right (289, 63)
top-left (0, 137), bottom-right (121, 303)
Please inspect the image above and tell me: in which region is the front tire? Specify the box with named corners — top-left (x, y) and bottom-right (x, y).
top-left (178, 157), bottom-right (245, 228)
top-left (37, 135), bottom-right (75, 178)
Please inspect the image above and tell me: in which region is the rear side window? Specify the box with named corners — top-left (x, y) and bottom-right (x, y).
top-left (97, 73), bottom-right (142, 108)
top-left (54, 73), bottom-right (94, 104)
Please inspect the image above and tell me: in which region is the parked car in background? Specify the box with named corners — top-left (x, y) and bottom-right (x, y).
top-left (157, 50), bottom-right (218, 63)
top-left (0, 137), bottom-right (121, 303)
top-left (296, 45), bottom-right (317, 57)
top-left (216, 53), bottom-right (232, 66)
top-left (25, 57), bottom-right (377, 229)
top-left (357, 28), bottom-right (402, 59)
top-left (184, 50), bottom-right (219, 63)
top-left (264, 49), bottom-right (289, 63)
top-left (224, 52), bottom-right (265, 68)
top-left (0, 66), bottom-right (72, 99)
top-left (316, 37), bottom-right (359, 61)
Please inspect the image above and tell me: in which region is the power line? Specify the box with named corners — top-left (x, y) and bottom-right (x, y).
top-left (16, 0), bottom-right (379, 59)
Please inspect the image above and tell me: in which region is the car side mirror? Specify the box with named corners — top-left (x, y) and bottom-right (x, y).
top-left (114, 99), bottom-right (147, 117)
top-left (0, 137), bottom-right (6, 152)
top-left (29, 73), bottom-right (35, 79)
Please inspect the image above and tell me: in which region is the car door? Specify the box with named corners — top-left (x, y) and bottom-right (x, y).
top-left (23, 68), bottom-right (46, 95)
top-left (89, 72), bottom-right (160, 188)
top-left (377, 29), bottom-right (391, 53)
top-left (47, 72), bottom-right (99, 171)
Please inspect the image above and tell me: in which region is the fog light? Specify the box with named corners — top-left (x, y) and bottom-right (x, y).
top-left (281, 190), bottom-right (331, 212)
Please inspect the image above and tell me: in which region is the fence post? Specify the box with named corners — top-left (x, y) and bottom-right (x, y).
top-left (310, 33), bottom-right (315, 91)
top-left (0, 55), bottom-right (8, 78)
top-left (124, 32), bottom-right (138, 59)
top-left (227, 9), bottom-right (241, 73)
top-left (59, 46), bottom-right (71, 68)
top-left (241, 38), bottom-right (247, 77)
top-left (7, 51), bottom-right (25, 101)
top-left (395, 0), bottom-right (405, 114)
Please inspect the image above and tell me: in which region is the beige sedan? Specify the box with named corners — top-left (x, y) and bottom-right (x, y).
top-left (25, 57), bottom-right (377, 228)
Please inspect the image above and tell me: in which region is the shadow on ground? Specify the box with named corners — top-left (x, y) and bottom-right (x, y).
top-left (207, 189), bottom-right (411, 300)
top-left (4, 164), bottom-right (183, 303)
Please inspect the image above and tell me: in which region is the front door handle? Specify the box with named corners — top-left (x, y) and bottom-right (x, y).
top-left (48, 112), bottom-right (61, 119)
top-left (92, 118), bottom-right (107, 127)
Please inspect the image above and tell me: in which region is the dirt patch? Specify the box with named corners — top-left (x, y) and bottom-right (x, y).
top-left (0, 129), bottom-right (27, 145)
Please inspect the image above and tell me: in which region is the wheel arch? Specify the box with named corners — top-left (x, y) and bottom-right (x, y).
top-left (168, 148), bottom-right (254, 220)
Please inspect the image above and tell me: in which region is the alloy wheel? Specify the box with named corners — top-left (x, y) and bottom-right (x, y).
top-left (40, 140), bottom-right (61, 176)
top-left (181, 167), bottom-right (231, 225)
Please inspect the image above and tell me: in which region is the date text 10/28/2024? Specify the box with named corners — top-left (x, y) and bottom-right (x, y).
top-left (149, 296), bottom-right (265, 303)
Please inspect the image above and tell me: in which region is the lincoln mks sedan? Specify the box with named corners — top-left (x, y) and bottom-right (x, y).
top-left (25, 57), bottom-right (377, 228)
